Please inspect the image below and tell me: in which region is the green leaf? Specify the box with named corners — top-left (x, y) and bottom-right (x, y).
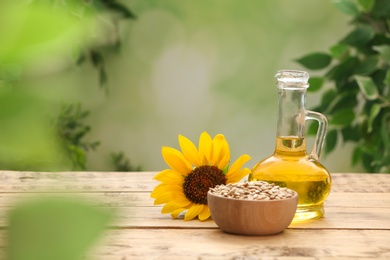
top-left (90, 51), bottom-right (104, 68)
top-left (99, 68), bottom-right (108, 87)
top-left (354, 57), bottom-right (378, 75)
top-left (341, 125), bottom-right (360, 142)
top-left (381, 113), bottom-right (390, 148)
top-left (372, 0), bottom-right (390, 18)
top-left (342, 25), bottom-right (375, 46)
top-left (326, 90), bottom-right (358, 114)
top-left (325, 129), bottom-right (338, 154)
top-left (56, 103), bottom-right (100, 170)
top-left (106, 2), bottom-right (136, 19)
top-left (110, 151), bottom-right (142, 171)
top-left (384, 69), bottom-right (390, 86)
top-left (330, 44), bottom-right (349, 59)
top-left (367, 104), bottom-right (381, 133)
top-left (326, 57), bottom-right (359, 81)
top-left (319, 89), bottom-right (337, 111)
top-left (329, 108), bottom-right (355, 126)
top-left (7, 197), bottom-right (114, 260)
top-left (354, 75), bottom-right (380, 100)
top-left (332, 0), bottom-right (359, 15)
top-left (362, 152), bottom-right (374, 172)
top-left (307, 121), bottom-right (319, 136)
top-left (352, 146), bottom-right (362, 166)
top-left (358, 0), bottom-right (375, 11)
top-left (373, 45), bottom-right (390, 62)
top-left (371, 34), bottom-right (390, 46)
top-left (76, 53), bottom-right (87, 65)
top-left (308, 77), bottom-right (324, 92)
top-left (379, 163), bottom-right (390, 173)
top-left (359, 142), bottom-right (377, 155)
top-left (296, 52), bottom-right (332, 70)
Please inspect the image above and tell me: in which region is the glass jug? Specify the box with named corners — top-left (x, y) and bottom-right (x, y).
top-left (248, 70), bottom-right (331, 221)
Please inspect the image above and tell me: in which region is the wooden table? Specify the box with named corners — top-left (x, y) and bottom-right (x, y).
top-left (0, 171), bottom-right (389, 259)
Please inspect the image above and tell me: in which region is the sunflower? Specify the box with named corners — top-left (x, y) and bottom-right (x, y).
top-left (151, 131), bottom-right (251, 221)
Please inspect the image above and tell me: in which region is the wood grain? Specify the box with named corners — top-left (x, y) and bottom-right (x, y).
top-left (0, 171), bottom-right (389, 193)
top-left (0, 229), bottom-right (388, 259)
top-left (90, 229), bottom-right (390, 259)
top-left (0, 196), bottom-right (388, 230)
top-left (0, 171), bottom-right (389, 259)
top-left (0, 191), bottom-right (388, 208)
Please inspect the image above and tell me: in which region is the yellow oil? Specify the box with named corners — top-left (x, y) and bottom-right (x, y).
top-left (248, 136), bottom-right (331, 222)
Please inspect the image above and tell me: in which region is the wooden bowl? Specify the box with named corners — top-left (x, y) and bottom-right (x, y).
top-left (207, 190), bottom-right (298, 235)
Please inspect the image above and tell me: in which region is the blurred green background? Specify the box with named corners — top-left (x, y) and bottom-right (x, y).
top-left (1, 0), bottom-right (362, 172)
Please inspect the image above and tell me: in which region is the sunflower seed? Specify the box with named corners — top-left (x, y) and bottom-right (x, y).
top-left (209, 181), bottom-right (295, 201)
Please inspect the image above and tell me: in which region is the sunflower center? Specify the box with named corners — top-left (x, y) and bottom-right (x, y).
top-left (183, 165), bottom-right (227, 205)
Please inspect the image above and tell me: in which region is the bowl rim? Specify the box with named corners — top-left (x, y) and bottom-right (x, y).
top-left (207, 189), bottom-right (298, 203)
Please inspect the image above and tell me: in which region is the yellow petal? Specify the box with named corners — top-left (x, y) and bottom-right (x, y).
top-left (226, 168), bottom-right (251, 183)
top-left (226, 154), bottom-right (251, 176)
top-left (153, 169), bottom-right (184, 184)
top-left (218, 146), bottom-right (230, 170)
top-left (184, 204), bottom-right (204, 221)
top-left (211, 134), bottom-right (225, 166)
top-left (158, 192), bottom-right (191, 209)
top-left (198, 131), bottom-right (213, 165)
top-left (179, 134), bottom-right (201, 167)
top-left (172, 192), bottom-right (191, 204)
top-left (162, 146), bottom-right (192, 175)
top-left (151, 183), bottom-right (182, 198)
top-left (171, 208), bottom-right (187, 219)
top-left (153, 191), bottom-right (175, 205)
top-left (212, 134), bottom-right (230, 168)
top-left (162, 201), bottom-right (185, 214)
top-left (198, 206), bottom-right (211, 221)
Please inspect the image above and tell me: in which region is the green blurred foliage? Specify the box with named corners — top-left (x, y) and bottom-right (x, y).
top-left (0, 0), bottom-right (351, 173)
top-left (0, 1), bottom-right (95, 65)
top-left (297, 0), bottom-right (390, 173)
top-left (0, 1), bottom-right (96, 170)
top-left (111, 151), bottom-right (142, 171)
top-left (76, 0), bottom-right (349, 172)
top-left (0, 2), bottom-right (124, 259)
top-left (7, 197), bottom-right (114, 260)
top-left (56, 103), bottom-right (100, 170)
top-left (0, 88), bottom-right (65, 170)
top-left (0, 0), bottom-right (136, 171)
top-left (56, 103), bottom-right (140, 171)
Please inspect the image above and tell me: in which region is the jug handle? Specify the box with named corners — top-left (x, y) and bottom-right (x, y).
top-left (305, 110), bottom-right (328, 161)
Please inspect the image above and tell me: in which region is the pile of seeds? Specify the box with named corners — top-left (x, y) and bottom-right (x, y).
top-left (209, 181), bottom-right (295, 200)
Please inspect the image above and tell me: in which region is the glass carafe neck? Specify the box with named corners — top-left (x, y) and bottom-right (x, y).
top-left (277, 88), bottom-right (306, 137)
top-left (275, 70), bottom-right (309, 154)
